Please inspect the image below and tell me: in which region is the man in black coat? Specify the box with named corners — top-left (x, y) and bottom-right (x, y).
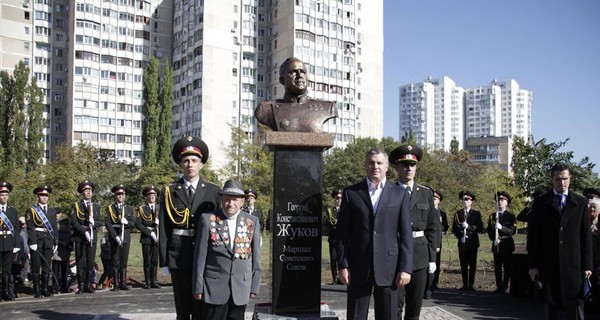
top-left (70, 180), bottom-right (104, 294)
top-left (159, 136), bottom-right (221, 320)
top-left (337, 148), bottom-right (413, 320)
top-left (105, 184), bottom-right (135, 291)
top-left (389, 145), bottom-right (437, 320)
top-left (528, 163), bottom-right (592, 319)
top-left (26, 185), bottom-right (58, 297)
top-left (135, 186), bottom-right (161, 289)
top-left (0, 181), bottom-right (20, 301)
top-left (452, 190), bottom-right (483, 291)
top-left (425, 189), bottom-right (448, 298)
top-left (486, 191), bottom-right (516, 294)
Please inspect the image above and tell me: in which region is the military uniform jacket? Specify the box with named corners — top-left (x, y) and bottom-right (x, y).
top-left (437, 209), bottom-right (449, 249)
top-left (403, 183), bottom-right (438, 270)
top-left (527, 190), bottom-right (592, 306)
top-left (325, 207), bottom-right (339, 243)
top-left (486, 210), bottom-right (516, 253)
top-left (244, 206), bottom-right (264, 231)
top-left (159, 178), bottom-right (220, 271)
top-left (105, 204), bottom-right (135, 244)
top-left (0, 206), bottom-right (20, 252)
top-left (192, 210), bottom-right (261, 306)
top-left (452, 209), bottom-right (483, 251)
top-left (135, 204), bottom-right (160, 244)
top-left (70, 201), bottom-right (104, 245)
top-left (26, 205), bottom-right (58, 248)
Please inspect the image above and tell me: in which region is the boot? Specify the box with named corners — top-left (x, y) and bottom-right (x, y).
top-left (2, 273), bottom-right (15, 301)
top-left (110, 270), bottom-right (120, 291)
top-left (119, 270), bottom-right (130, 290)
top-left (84, 271), bottom-right (95, 293)
top-left (142, 268), bottom-right (150, 289)
top-left (150, 267), bottom-right (160, 289)
top-left (42, 274), bottom-right (52, 297)
top-left (33, 273), bottom-right (41, 298)
top-left (76, 274), bottom-right (84, 294)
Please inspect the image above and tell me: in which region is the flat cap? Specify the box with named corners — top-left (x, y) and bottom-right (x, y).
top-left (172, 136), bottom-right (209, 164)
top-left (142, 185), bottom-right (158, 196)
top-left (33, 185), bottom-right (52, 195)
top-left (244, 189), bottom-right (258, 198)
top-left (77, 181), bottom-right (95, 193)
top-left (433, 189), bottom-right (444, 202)
top-left (331, 189), bottom-right (343, 198)
top-left (0, 181), bottom-right (13, 193)
top-left (389, 144), bottom-right (423, 164)
top-left (459, 190), bottom-right (476, 201)
top-left (496, 191), bottom-right (512, 205)
top-left (111, 184), bottom-right (127, 194)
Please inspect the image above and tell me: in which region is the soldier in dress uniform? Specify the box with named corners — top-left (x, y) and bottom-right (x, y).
top-left (243, 189), bottom-right (264, 231)
top-left (105, 184), bottom-right (135, 291)
top-left (325, 189), bottom-right (342, 285)
top-left (70, 180), bottom-right (104, 294)
top-left (425, 189), bottom-right (449, 298)
top-left (159, 136), bottom-right (221, 320)
top-left (0, 182), bottom-right (20, 301)
top-left (26, 185), bottom-right (58, 298)
top-left (486, 191), bottom-right (517, 293)
top-left (135, 185), bottom-right (161, 289)
top-left (390, 144), bottom-right (437, 320)
top-left (452, 190), bottom-right (484, 291)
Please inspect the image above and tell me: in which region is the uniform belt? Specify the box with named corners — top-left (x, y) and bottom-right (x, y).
top-left (412, 231), bottom-right (425, 238)
top-left (0, 230), bottom-right (13, 235)
top-left (172, 229), bottom-right (195, 237)
top-left (113, 225), bottom-right (125, 228)
top-left (34, 227), bottom-right (48, 232)
top-left (500, 235), bottom-right (512, 240)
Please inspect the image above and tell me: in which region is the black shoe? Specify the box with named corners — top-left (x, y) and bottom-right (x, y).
top-left (119, 284), bottom-right (130, 291)
top-left (84, 285), bottom-right (95, 293)
top-left (42, 289), bottom-right (52, 297)
top-left (143, 282), bottom-right (150, 289)
top-left (467, 286), bottom-right (476, 291)
top-left (150, 281), bottom-right (160, 289)
top-left (459, 286), bottom-right (469, 291)
top-left (34, 291), bottom-right (41, 298)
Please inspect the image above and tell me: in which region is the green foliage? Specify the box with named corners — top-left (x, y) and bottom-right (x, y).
top-left (25, 78), bottom-right (45, 172)
top-left (511, 136), bottom-right (598, 198)
top-left (158, 57), bottom-right (174, 166)
top-left (142, 57), bottom-right (161, 166)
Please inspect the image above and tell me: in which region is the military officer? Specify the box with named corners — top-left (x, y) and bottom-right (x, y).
top-left (26, 185), bottom-right (58, 298)
top-left (135, 185), bottom-right (161, 289)
top-left (390, 144), bottom-right (437, 320)
top-left (243, 189), bottom-right (264, 231)
top-left (486, 191), bottom-right (517, 293)
top-left (0, 182), bottom-right (20, 301)
top-left (426, 189), bottom-right (448, 298)
top-left (105, 184), bottom-right (135, 291)
top-left (325, 189), bottom-right (342, 285)
top-left (452, 190), bottom-right (483, 291)
top-left (159, 136), bottom-right (221, 320)
top-left (70, 180), bottom-right (104, 294)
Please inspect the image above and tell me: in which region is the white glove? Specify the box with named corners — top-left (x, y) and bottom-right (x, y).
top-left (428, 262), bottom-right (437, 274)
top-left (495, 222), bottom-right (502, 230)
top-left (120, 217), bottom-right (128, 224)
top-left (29, 244), bottom-right (38, 251)
top-left (154, 218), bottom-right (159, 226)
top-left (13, 248), bottom-right (20, 253)
top-left (461, 221), bottom-right (469, 229)
top-left (85, 231), bottom-right (91, 242)
top-left (150, 232), bottom-right (158, 242)
top-left (116, 236), bottom-right (122, 246)
top-left (53, 245), bottom-right (58, 254)
top-left (161, 266), bottom-right (170, 275)
top-left (89, 217), bottom-right (94, 226)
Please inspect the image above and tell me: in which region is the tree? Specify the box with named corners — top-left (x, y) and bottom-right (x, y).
top-left (25, 78), bottom-right (46, 172)
top-left (142, 57), bottom-right (161, 166)
top-left (157, 57), bottom-right (174, 166)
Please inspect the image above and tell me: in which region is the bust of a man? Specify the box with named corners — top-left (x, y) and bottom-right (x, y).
top-left (254, 57), bottom-right (338, 133)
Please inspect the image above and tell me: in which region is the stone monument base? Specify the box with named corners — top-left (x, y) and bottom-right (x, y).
top-left (252, 302), bottom-right (340, 320)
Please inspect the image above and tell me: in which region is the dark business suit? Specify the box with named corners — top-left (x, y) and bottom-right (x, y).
top-left (398, 184), bottom-right (437, 320)
top-left (26, 205), bottom-right (58, 296)
top-left (451, 208), bottom-right (483, 289)
top-left (486, 210), bottom-right (516, 291)
top-left (159, 178), bottom-right (220, 320)
top-left (337, 179), bottom-right (413, 320)
top-left (527, 190), bottom-right (592, 318)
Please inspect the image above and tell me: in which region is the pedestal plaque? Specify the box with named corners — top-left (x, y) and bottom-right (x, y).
top-left (267, 132), bottom-right (334, 315)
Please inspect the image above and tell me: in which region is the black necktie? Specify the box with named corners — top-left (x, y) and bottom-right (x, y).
top-left (43, 206), bottom-right (47, 214)
top-left (406, 186), bottom-right (412, 199)
top-left (188, 186), bottom-right (195, 202)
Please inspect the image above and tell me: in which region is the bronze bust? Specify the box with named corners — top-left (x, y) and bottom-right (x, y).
top-left (254, 58), bottom-right (338, 133)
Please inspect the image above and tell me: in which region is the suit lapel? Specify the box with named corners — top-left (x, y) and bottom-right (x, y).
top-left (357, 180), bottom-right (373, 215)
top-left (376, 182), bottom-right (395, 215)
top-left (215, 212), bottom-right (233, 254)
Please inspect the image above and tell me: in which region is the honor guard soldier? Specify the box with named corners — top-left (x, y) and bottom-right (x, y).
top-left (243, 189), bottom-right (264, 231)
top-left (26, 186), bottom-right (58, 298)
top-left (0, 182), bottom-right (20, 301)
top-left (486, 191), bottom-right (516, 293)
top-left (105, 184), bottom-right (134, 291)
top-left (425, 189), bottom-right (449, 298)
top-left (70, 180), bottom-right (104, 294)
top-left (160, 136), bottom-right (221, 320)
top-left (135, 185), bottom-right (161, 289)
top-left (390, 145), bottom-right (437, 320)
top-left (325, 189), bottom-right (342, 285)
top-left (452, 190), bottom-right (483, 291)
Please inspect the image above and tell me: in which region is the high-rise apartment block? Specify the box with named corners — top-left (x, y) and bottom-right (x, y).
top-left (1, 0), bottom-right (383, 169)
top-left (399, 77), bottom-right (532, 151)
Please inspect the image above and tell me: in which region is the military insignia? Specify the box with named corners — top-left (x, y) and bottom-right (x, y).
top-left (176, 185), bottom-right (182, 190)
top-left (407, 145), bottom-right (413, 151)
top-left (186, 136), bottom-right (193, 141)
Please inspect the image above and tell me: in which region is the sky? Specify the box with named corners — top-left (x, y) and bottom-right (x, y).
top-left (382, 0), bottom-right (600, 169)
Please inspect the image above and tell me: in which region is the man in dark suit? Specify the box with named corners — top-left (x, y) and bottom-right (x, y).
top-left (0, 181), bottom-right (20, 301)
top-left (135, 186), bottom-right (161, 289)
top-left (451, 190), bottom-right (483, 291)
top-left (528, 162), bottom-right (592, 319)
top-left (105, 184), bottom-right (135, 291)
top-left (193, 180), bottom-right (261, 320)
top-left (426, 189), bottom-right (448, 297)
top-left (243, 189), bottom-right (264, 231)
top-left (160, 136), bottom-right (221, 320)
top-left (337, 148), bottom-right (413, 320)
top-left (486, 191), bottom-right (516, 293)
top-left (389, 145), bottom-right (437, 320)
top-left (70, 180), bottom-right (104, 294)
top-left (26, 185), bottom-right (58, 298)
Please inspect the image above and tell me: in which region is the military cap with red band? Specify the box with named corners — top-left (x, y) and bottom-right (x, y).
top-left (389, 144), bottom-right (423, 164)
top-left (459, 190), bottom-right (476, 201)
top-left (142, 186), bottom-right (158, 196)
top-left (33, 185), bottom-right (52, 195)
top-left (496, 191), bottom-right (511, 205)
top-left (77, 180), bottom-right (95, 193)
top-left (172, 136), bottom-right (210, 164)
top-left (0, 181), bottom-right (13, 193)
